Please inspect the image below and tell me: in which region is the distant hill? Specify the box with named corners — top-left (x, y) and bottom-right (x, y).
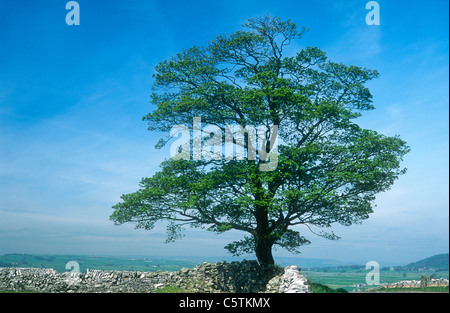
top-left (0, 254), bottom-right (199, 272)
top-left (274, 256), bottom-right (352, 268)
top-left (1, 253), bottom-right (448, 273)
top-left (400, 253), bottom-right (449, 271)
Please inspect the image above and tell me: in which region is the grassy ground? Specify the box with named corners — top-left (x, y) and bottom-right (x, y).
top-left (152, 282), bottom-right (349, 293)
top-left (307, 281), bottom-right (348, 293)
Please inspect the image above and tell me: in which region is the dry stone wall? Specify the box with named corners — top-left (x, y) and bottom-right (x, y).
top-left (367, 277), bottom-right (449, 291)
top-left (0, 260), bottom-right (311, 293)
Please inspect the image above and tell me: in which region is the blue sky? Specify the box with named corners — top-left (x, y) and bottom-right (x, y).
top-left (0, 0), bottom-right (448, 265)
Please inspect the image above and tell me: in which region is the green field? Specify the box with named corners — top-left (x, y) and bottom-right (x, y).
top-left (303, 268), bottom-right (449, 292)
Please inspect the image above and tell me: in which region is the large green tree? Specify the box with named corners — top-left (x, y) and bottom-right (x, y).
top-left (110, 17), bottom-right (409, 265)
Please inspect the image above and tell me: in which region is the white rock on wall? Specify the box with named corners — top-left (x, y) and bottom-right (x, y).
top-left (279, 265), bottom-right (311, 293)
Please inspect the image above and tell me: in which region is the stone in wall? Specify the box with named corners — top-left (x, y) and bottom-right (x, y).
top-left (429, 278), bottom-right (450, 287)
top-left (0, 260), bottom-right (292, 293)
top-left (367, 277), bottom-right (449, 291)
top-left (265, 265), bottom-right (311, 293)
top-left (279, 265), bottom-right (311, 293)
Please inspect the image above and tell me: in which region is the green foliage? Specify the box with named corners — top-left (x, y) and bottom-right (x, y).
top-left (110, 16), bottom-right (409, 264)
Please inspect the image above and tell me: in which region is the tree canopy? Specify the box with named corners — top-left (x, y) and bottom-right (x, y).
top-left (110, 16), bottom-right (409, 265)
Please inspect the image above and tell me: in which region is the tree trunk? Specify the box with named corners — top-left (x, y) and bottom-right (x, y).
top-left (252, 169), bottom-right (275, 266)
top-left (254, 208), bottom-right (275, 266)
top-left (255, 234), bottom-right (275, 265)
